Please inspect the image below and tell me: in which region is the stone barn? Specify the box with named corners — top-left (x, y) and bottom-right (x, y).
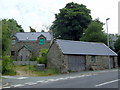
top-left (47, 39), bottom-right (118, 73)
top-left (10, 32), bottom-right (53, 61)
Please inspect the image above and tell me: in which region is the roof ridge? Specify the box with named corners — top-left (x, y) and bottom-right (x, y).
top-left (56, 39), bottom-right (104, 45)
top-left (15, 32), bottom-right (50, 33)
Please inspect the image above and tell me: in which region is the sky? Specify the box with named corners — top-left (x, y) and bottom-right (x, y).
top-left (0, 0), bottom-right (119, 34)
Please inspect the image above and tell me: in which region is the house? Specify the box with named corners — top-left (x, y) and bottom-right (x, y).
top-left (11, 32), bottom-right (53, 61)
top-left (47, 39), bottom-right (118, 73)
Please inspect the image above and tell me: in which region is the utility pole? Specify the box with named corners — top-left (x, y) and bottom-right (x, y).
top-left (106, 18), bottom-right (110, 69)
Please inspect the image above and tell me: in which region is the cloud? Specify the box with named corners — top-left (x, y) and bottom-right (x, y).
top-left (0, 0), bottom-right (119, 33)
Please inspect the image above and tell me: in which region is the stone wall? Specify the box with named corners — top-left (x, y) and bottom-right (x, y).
top-left (47, 42), bottom-right (68, 73)
top-left (17, 47), bottom-right (32, 61)
top-left (11, 40), bottom-right (50, 60)
top-left (13, 61), bottom-right (37, 65)
top-left (85, 55), bottom-right (117, 70)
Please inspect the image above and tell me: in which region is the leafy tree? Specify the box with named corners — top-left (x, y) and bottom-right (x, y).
top-left (37, 48), bottom-right (48, 66)
top-left (109, 34), bottom-right (118, 50)
top-left (117, 50), bottom-right (120, 67)
top-left (114, 36), bottom-right (120, 67)
top-left (41, 30), bottom-right (45, 32)
top-left (80, 20), bottom-right (107, 44)
top-left (1, 19), bottom-right (24, 55)
top-left (29, 26), bottom-right (36, 32)
top-left (114, 35), bottom-right (120, 52)
top-left (2, 56), bottom-right (16, 75)
top-left (50, 2), bottom-right (92, 40)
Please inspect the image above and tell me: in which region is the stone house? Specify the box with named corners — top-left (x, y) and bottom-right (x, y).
top-left (11, 32), bottom-right (53, 61)
top-left (47, 39), bottom-right (118, 73)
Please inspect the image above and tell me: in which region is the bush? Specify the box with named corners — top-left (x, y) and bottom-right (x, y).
top-left (30, 56), bottom-right (37, 61)
top-left (2, 56), bottom-right (16, 75)
top-left (37, 48), bottom-right (48, 65)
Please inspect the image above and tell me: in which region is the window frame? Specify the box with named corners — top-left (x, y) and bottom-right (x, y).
top-left (39, 38), bottom-right (45, 45)
top-left (11, 51), bottom-right (15, 56)
top-left (91, 56), bottom-right (96, 63)
top-left (12, 39), bottom-right (16, 45)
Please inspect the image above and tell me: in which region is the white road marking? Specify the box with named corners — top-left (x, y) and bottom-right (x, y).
top-left (12, 84), bottom-right (24, 87)
top-left (63, 77), bottom-right (70, 79)
top-left (46, 79), bottom-right (56, 82)
top-left (25, 82), bottom-right (33, 85)
top-left (77, 75), bottom-right (85, 77)
top-left (85, 74), bottom-right (92, 76)
top-left (37, 80), bottom-right (45, 83)
top-left (36, 74), bottom-right (94, 84)
top-left (2, 76), bottom-right (28, 80)
top-left (17, 77), bottom-right (28, 80)
top-left (95, 79), bottom-right (120, 87)
top-left (42, 81), bottom-right (49, 83)
top-left (3, 86), bottom-right (11, 88)
top-left (58, 78), bottom-right (65, 80)
top-left (27, 82), bottom-right (38, 85)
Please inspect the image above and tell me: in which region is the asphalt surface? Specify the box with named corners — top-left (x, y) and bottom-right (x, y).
top-left (2, 69), bottom-right (119, 88)
top-left (20, 69), bottom-right (119, 88)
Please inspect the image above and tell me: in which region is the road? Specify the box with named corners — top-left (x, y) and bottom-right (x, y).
top-left (2, 69), bottom-right (119, 88)
top-left (21, 69), bottom-right (119, 88)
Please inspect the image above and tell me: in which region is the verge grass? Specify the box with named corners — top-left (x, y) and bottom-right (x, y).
top-left (14, 65), bottom-right (60, 76)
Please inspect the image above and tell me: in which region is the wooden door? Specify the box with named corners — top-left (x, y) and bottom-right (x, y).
top-left (68, 55), bottom-right (86, 71)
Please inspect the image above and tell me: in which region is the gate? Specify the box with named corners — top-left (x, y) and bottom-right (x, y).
top-left (68, 55), bottom-right (86, 71)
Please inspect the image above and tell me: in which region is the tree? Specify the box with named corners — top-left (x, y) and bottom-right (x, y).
top-left (80, 19), bottom-right (107, 44)
top-left (50, 2), bottom-right (92, 40)
top-left (37, 48), bottom-right (48, 66)
top-left (114, 35), bottom-right (120, 52)
top-left (1, 19), bottom-right (24, 55)
top-left (114, 35), bottom-right (120, 67)
top-left (29, 26), bottom-right (36, 32)
top-left (41, 30), bottom-right (45, 32)
top-left (109, 34), bottom-right (118, 50)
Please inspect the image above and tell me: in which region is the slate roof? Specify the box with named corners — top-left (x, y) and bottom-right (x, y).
top-left (56, 39), bottom-right (117, 56)
top-left (18, 45), bottom-right (33, 52)
top-left (13, 32), bottom-right (52, 41)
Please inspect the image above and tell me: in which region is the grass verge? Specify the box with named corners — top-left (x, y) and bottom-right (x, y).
top-left (14, 65), bottom-right (60, 76)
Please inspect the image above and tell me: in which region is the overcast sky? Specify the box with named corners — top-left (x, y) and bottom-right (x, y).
top-left (0, 0), bottom-right (119, 34)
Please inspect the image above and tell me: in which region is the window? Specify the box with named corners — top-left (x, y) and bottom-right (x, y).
top-left (91, 56), bottom-right (96, 63)
top-left (12, 40), bottom-right (16, 45)
top-left (39, 38), bottom-right (44, 45)
top-left (11, 51), bottom-right (15, 56)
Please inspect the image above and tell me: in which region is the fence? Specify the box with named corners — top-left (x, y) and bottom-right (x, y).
top-left (13, 61), bottom-right (38, 65)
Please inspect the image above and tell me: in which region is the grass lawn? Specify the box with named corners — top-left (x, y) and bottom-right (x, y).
top-left (14, 65), bottom-right (60, 76)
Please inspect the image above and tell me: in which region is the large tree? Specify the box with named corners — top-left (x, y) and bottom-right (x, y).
top-left (114, 35), bottom-right (120, 52)
top-left (50, 2), bottom-right (92, 40)
top-left (114, 35), bottom-right (120, 67)
top-left (80, 19), bottom-right (107, 44)
top-left (29, 26), bottom-right (36, 32)
top-left (1, 19), bottom-right (24, 55)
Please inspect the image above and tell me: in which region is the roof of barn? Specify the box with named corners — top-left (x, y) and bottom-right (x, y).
top-left (56, 39), bottom-right (117, 56)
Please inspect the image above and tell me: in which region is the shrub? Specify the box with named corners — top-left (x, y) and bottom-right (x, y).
top-left (37, 48), bottom-right (48, 65)
top-left (2, 56), bottom-right (16, 75)
top-left (30, 56), bottom-right (37, 61)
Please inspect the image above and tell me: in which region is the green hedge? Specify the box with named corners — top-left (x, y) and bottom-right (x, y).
top-left (2, 56), bottom-right (16, 75)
